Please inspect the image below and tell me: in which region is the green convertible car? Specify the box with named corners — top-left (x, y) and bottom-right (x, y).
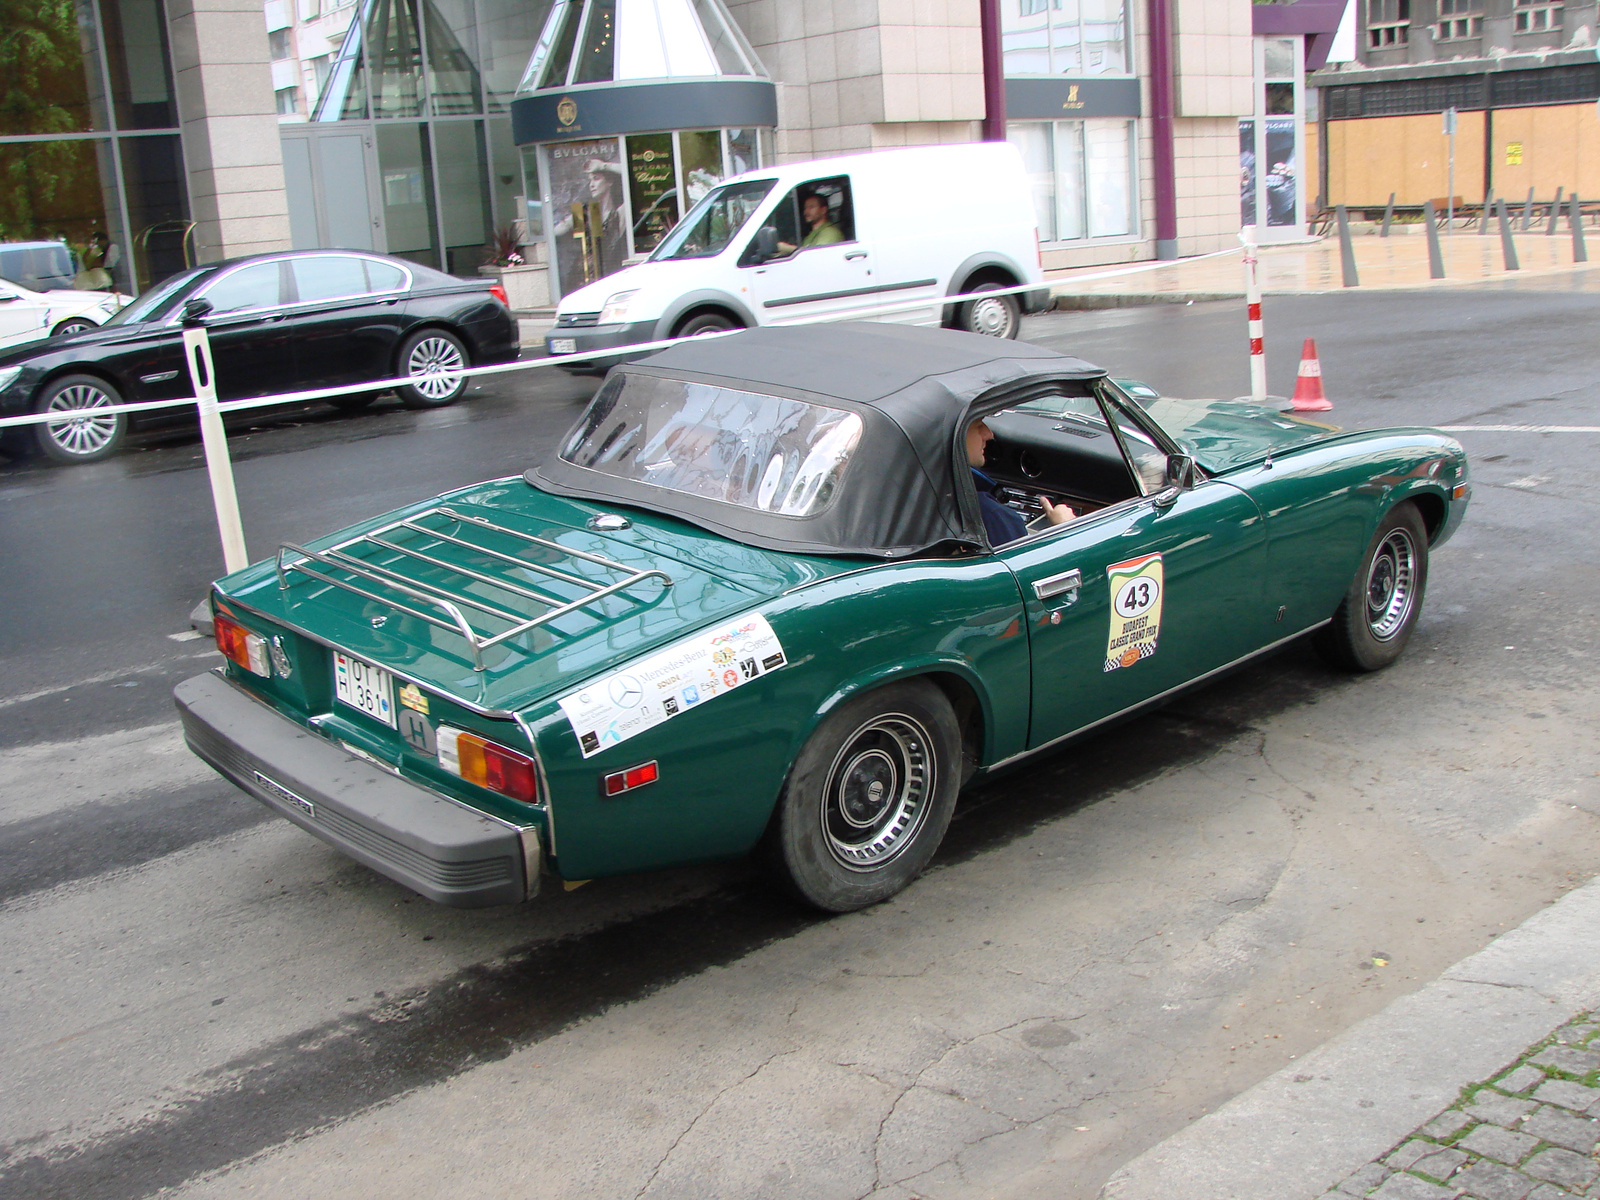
top-left (175, 324), bottom-right (1469, 912)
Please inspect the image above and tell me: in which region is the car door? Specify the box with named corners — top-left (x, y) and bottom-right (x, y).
top-left (741, 175), bottom-right (877, 325)
top-left (0, 284), bottom-right (49, 346)
top-left (190, 261), bottom-right (300, 402)
top-left (281, 254), bottom-right (410, 390)
top-left (993, 390), bottom-right (1269, 750)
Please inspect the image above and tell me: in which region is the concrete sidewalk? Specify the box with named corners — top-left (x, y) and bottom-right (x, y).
top-left (1102, 877), bottom-right (1600, 1200)
top-left (1047, 231), bottom-right (1600, 307)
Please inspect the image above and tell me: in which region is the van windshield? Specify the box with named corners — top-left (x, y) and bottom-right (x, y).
top-left (648, 178), bottom-right (774, 262)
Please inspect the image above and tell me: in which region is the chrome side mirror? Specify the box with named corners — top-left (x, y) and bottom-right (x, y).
top-left (1165, 453), bottom-right (1197, 490)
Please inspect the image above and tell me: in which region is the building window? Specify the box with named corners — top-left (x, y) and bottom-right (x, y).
top-left (1002, 0), bottom-right (1132, 77)
top-left (268, 27), bottom-right (293, 60)
top-left (1366, 0), bottom-right (1410, 48)
top-left (1514, 0), bottom-right (1563, 31)
top-left (1435, 0), bottom-right (1481, 39)
top-left (275, 87), bottom-right (300, 115)
top-left (1007, 119), bottom-right (1137, 244)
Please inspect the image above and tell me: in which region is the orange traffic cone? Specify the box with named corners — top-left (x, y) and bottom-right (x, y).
top-left (1289, 337), bottom-right (1332, 412)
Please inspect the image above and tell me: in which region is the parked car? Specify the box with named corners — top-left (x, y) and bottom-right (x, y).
top-left (546, 143), bottom-right (1052, 371)
top-left (0, 249), bottom-right (518, 464)
top-left (175, 324), bottom-right (1468, 914)
top-left (0, 277), bottom-right (128, 349)
top-left (0, 240), bottom-right (80, 293)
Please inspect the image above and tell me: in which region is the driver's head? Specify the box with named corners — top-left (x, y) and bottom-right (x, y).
top-left (801, 193), bottom-right (829, 225)
top-left (965, 418), bottom-right (994, 468)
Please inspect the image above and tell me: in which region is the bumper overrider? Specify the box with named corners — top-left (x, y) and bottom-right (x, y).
top-left (175, 672), bottom-right (541, 907)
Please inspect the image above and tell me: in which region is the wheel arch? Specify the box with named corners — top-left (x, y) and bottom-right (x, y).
top-left (1395, 485), bottom-right (1447, 544)
top-left (656, 291), bottom-right (756, 339)
top-left (942, 253), bottom-right (1029, 326)
top-left (32, 362), bottom-right (128, 409)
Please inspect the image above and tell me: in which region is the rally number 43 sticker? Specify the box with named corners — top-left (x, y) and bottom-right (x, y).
top-left (1104, 553), bottom-right (1163, 672)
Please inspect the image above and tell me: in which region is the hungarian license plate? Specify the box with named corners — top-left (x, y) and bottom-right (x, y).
top-left (550, 337), bottom-right (577, 354)
top-left (333, 651), bottom-right (395, 727)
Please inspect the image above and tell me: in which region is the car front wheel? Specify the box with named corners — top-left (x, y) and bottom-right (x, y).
top-left (761, 678), bottom-right (961, 913)
top-left (673, 311), bottom-right (741, 338)
top-left (52, 318), bottom-right (96, 337)
top-left (1315, 502), bottom-right (1429, 672)
top-left (959, 282), bottom-right (1020, 339)
top-left (396, 329), bottom-right (468, 409)
top-left (33, 374), bottom-right (127, 464)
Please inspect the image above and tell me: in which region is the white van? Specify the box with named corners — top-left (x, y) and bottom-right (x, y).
top-left (545, 142), bottom-right (1050, 370)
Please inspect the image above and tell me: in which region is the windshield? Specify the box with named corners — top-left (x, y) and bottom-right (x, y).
top-left (560, 372), bottom-right (863, 517)
top-left (104, 267), bottom-right (205, 325)
top-left (648, 178), bottom-right (775, 262)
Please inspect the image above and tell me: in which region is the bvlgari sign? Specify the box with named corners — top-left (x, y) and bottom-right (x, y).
top-left (1004, 77), bottom-right (1141, 120)
top-left (556, 96), bottom-right (578, 127)
top-left (512, 79), bottom-right (777, 145)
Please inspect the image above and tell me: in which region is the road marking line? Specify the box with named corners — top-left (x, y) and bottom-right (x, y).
top-left (0, 650), bottom-right (221, 710)
top-left (1437, 425), bottom-right (1600, 432)
top-left (168, 630), bottom-right (203, 643)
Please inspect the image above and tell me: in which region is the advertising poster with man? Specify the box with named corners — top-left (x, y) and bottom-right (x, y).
top-left (547, 137), bottom-right (628, 296)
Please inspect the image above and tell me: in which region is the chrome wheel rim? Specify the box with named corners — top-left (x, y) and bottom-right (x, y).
top-left (56, 320), bottom-right (93, 336)
top-left (970, 294), bottom-right (1015, 338)
top-left (44, 384), bottom-right (119, 457)
top-left (1365, 528), bottom-right (1417, 641)
top-left (821, 713), bottom-right (935, 871)
top-left (406, 336), bottom-right (465, 400)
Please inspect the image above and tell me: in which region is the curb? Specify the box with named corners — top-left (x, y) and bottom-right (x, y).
top-left (1100, 876), bottom-right (1600, 1200)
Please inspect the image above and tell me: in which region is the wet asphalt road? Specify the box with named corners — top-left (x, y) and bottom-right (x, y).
top-left (1, 289), bottom-right (1597, 1199)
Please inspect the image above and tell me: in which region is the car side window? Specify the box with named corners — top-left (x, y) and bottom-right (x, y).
top-left (292, 256), bottom-right (369, 303)
top-left (363, 260), bottom-right (406, 292)
top-left (202, 262), bottom-right (285, 313)
top-left (741, 175), bottom-right (855, 265)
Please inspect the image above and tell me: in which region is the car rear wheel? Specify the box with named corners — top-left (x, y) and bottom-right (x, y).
top-left (1314, 502), bottom-right (1429, 672)
top-left (959, 282), bottom-right (1020, 340)
top-left (396, 329), bottom-right (468, 409)
top-left (52, 318), bottom-right (96, 337)
top-left (673, 311), bottom-right (741, 338)
top-left (761, 678), bottom-right (961, 912)
top-left (33, 374), bottom-right (127, 464)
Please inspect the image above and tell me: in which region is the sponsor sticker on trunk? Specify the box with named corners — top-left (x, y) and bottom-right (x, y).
top-left (1104, 553), bottom-right (1163, 671)
top-left (559, 614), bottom-right (787, 758)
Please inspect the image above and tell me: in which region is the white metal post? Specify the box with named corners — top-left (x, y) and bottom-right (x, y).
top-left (183, 325), bottom-right (248, 573)
top-left (1444, 107), bottom-right (1457, 235)
top-left (1240, 225), bottom-right (1266, 403)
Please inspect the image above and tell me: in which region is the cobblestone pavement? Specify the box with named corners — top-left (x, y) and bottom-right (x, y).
top-left (1326, 1016), bottom-right (1600, 1200)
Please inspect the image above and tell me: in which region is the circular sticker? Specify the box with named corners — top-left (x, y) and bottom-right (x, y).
top-left (1114, 575), bottom-right (1160, 619)
top-left (723, 669), bottom-right (739, 688)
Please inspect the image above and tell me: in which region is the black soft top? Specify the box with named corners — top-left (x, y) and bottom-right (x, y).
top-left (528, 323), bottom-right (1107, 559)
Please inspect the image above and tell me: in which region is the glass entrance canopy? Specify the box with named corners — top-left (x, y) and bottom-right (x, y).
top-left (517, 0), bottom-right (766, 92)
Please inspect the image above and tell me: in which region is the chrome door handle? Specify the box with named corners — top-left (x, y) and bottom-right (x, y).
top-left (1033, 569), bottom-right (1082, 603)
top-left (844, 250), bottom-right (868, 260)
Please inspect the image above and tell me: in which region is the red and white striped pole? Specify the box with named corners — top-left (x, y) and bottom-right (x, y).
top-left (1241, 224), bottom-right (1266, 403)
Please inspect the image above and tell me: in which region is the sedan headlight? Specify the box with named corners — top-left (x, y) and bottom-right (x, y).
top-left (0, 366), bottom-right (23, 392)
top-left (599, 290), bottom-right (639, 325)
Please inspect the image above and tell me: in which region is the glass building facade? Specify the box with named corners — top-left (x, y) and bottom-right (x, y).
top-left (0, 0), bottom-right (191, 295)
top-left (277, 0), bottom-right (555, 275)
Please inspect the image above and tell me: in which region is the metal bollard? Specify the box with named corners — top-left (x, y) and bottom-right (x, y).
top-left (1423, 201), bottom-right (1446, 279)
top-left (1571, 193), bottom-right (1588, 263)
top-left (1336, 205), bottom-right (1360, 287)
top-left (1548, 187), bottom-right (1565, 235)
top-left (1240, 225), bottom-right (1266, 404)
top-left (1381, 192), bottom-right (1396, 237)
top-left (1479, 190), bottom-right (1494, 236)
top-left (1496, 199), bottom-right (1519, 270)
top-left (1521, 187), bottom-right (1536, 231)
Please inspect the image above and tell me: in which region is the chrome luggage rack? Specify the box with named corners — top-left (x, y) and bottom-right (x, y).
top-left (275, 505), bottom-right (672, 671)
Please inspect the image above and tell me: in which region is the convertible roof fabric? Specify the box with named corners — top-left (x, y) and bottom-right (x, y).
top-left (528, 323), bottom-right (1107, 559)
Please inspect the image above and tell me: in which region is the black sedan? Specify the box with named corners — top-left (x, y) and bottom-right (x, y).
top-left (0, 249), bottom-right (520, 464)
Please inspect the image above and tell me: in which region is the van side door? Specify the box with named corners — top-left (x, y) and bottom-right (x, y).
top-left (739, 175), bottom-right (878, 325)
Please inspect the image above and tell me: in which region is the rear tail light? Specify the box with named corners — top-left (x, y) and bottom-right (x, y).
top-left (488, 284), bottom-right (510, 308)
top-left (438, 726), bottom-right (539, 804)
top-left (215, 613), bottom-right (270, 676)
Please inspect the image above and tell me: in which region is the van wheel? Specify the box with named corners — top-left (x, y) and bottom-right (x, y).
top-left (760, 679), bottom-right (960, 913)
top-left (960, 283), bottom-right (1020, 339)
top-left (673, 311), bottom-right (741, 338)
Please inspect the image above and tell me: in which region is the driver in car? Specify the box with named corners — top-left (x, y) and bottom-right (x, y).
top-left (967, 418), bottom-right (1075, 546)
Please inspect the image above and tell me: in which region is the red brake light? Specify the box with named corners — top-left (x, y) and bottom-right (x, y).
top-left (438, 727), bottom-right (539, 804)
top-left (489, 284), bottom-right (510, 308)
top-left (214, 613), bottom-right (269, 675)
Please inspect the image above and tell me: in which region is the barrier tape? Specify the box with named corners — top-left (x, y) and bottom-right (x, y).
top-left (0, 247), bottom-right (1246, 434)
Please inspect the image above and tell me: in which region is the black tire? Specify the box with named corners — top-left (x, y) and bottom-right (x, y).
top-left (33, 374), bottom-right (127, 464)
top-left (52, 318), bottom-right (96, 337)
top-left (328, 391), bottom-right (379, 411)
top-left (958, 282), bottom-right (1020, 339)
top-left (396, 329), bottom-right (469, 409)
top-left (1314, 503), bottom-right (1429, 672)
top-left (761, 678), bottom-right (961, 913)
top-left (672, 311), bottom-right (741, 338)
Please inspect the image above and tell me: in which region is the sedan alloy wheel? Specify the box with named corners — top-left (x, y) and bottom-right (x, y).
top-left (397, 330), bottom-right (468, 408)
top-left (34, 374), bottom-right (127, 464)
